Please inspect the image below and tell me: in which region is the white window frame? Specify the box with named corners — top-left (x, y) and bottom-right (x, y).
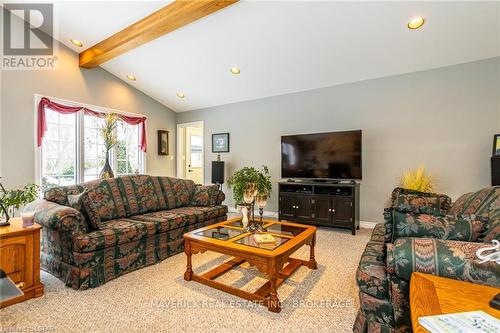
top-left (34, 94), bottom-right (146, 186)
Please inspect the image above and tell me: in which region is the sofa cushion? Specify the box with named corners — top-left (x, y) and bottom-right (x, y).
top-left (391, 187), bottom-right (451, 214)
top-left (388, 237), bottom-right (500, 286)
top-left (117, 175), bottom-right (167, 216)
top-left (449, 187), bottom-right (499, 217)
top-left (45, 179), bottom-right (128, 222)
top-left (73, 218), bottom-right (156, 252)
top-left (170, 206), bottom-right (228, 223)
top-left (190, 185), bottom-right (219, 206)
top-left (82, 179), bottom-right (128, 221)
top-left (126, 209), bottom-right (197, 233)
top-left (68, 190), bottom-right (102, 230)
top-left (157, 177), bottom-right (196, 208)
top-left (356, 241), bottom-right (388, 299)
top-left (482, 219), bottom-right (500, 242)
top-left (392, 210), bottom-right (486, 242)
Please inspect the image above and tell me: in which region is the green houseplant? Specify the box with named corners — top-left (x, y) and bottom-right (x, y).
top-left (227, 166), bottom-right (272, 206)
top-left (0, 183), bottom-right (40, 220)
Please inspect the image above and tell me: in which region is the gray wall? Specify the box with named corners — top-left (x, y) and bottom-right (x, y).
top-left (177, 57), bottom-right (500, 223)
top-left (1, 21), bottom-right (177, 189)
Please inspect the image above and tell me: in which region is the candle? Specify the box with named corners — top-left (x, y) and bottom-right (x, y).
top-left (21, 212), bottom-right (35, 228)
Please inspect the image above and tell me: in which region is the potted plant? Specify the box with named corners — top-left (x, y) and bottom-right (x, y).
top-left (99, 113), bottom-right (118, 179)
top-left (0, 183), bottom-right (40, 224)
top-left (228, 165), bottom-right (272, 205)
top-left (228, 166), bottom-right (272, 228)
top-left (400, 165), bottom-right (436, 193)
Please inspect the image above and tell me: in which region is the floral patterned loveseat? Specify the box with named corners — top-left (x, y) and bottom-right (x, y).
top-left (25, 175), bottom-right (227, 290)
top-left (353, 186), bottom-right (500, 333)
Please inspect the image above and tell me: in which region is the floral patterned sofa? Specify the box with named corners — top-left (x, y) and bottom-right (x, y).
top-left (25, 175), bottom-right (227, 290)
top-left (353, 186), bottom-right (500, 333)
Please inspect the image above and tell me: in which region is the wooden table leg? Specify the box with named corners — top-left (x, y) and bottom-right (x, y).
top-left (267, 260), bottom-right (281, 313)
top-left (184, 239), bottom-right (193, 281)
top-left (308, 233), bottom-right (318, 269)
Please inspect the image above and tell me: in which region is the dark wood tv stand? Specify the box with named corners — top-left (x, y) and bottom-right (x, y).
top-left (278, 181), bottom-right (360, 235)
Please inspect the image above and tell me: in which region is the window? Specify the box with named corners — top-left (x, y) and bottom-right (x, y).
top-left (41, 111), bottom-right (77, 189)
top-left (40, 104), bottom-right (144, 189)
top-left (190, 135), bottom-right (203, 168)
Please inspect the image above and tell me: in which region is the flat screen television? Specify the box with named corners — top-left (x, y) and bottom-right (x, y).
top-left (281, 130), bottom-right (362, 180)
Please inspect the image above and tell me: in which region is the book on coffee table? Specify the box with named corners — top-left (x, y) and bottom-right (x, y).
top-left (418, 311), bottom-right (500, 333)
top-left (252, 234), bottom-right (276, 244)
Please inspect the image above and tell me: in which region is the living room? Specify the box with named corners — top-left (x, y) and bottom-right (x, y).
top-left (0, 1), bottom-right (499, 332)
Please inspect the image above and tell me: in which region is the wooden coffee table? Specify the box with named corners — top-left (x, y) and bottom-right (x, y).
top-left (410, 272), bottom-right (500, 332)
top-left (183, 217), bottom-right (317, 312)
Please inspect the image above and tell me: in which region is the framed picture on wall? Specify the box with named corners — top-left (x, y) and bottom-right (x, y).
top-left (494, 134), bottom-right (500, 157)
top-left (158, 130), bottom-right (169, 155)
top-left (212, 133), bottom-right (230, 153)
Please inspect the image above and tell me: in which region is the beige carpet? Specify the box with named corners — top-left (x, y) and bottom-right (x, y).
top-left (0, 227), bottom-right (371, 333)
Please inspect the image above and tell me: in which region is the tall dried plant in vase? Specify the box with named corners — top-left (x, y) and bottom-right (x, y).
top-left (400, 165), bottom-right (436, 193)
top-left (99, 113), bottom-right (118, 179)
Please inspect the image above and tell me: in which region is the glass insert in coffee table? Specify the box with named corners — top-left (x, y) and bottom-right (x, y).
top-left (194, 219), bottom-right (308, 251)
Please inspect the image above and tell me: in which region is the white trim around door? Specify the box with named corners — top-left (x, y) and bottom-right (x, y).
top-left (176, 121), bottom-right (205, 183)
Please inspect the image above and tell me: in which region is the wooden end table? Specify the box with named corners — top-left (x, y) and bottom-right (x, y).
top-left (0, 217), bottom-right (44, 308)
top-left (183, 217), bottom-right (317, 312)
top-left (410, 272), bottom-right (500, 332)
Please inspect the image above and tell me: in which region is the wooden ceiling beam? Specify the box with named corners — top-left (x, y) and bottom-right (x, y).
top-left (79, 0), bottom-right (238, 68)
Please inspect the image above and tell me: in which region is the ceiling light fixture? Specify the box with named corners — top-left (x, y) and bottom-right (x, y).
top-left (126, 74), bottom-right (136, 81)
top-left (230, 67), bottom-right (241, 75)
top-left (70, 39), bottom-right (83, 47)
top-left (177, 92), bottom-right (185, 99)
top-left (407, 17), bottom-right (425, 30)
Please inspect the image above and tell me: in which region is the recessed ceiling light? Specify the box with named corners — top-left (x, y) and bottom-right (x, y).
top-left (407, 17), bottom-right (425, 30)
top-left (230, 67), bottom-right (241, 75)
top-left (69, 39), bottom-right (83, 47)
top-left (126, 74), bottom-right (136, 81)
top-left (176, 92), bottom-right (185, 99)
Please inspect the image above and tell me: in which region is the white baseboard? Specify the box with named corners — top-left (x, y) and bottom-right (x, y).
top-left (228, 207), bottom-right (378, 229)
top-left (359, 221), bottom-right (378, 229)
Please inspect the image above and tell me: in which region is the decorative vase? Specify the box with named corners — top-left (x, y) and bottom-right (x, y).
top-left (100, 151), bottom-right (114, 179)
top-left (239, 205), bottom-right (249, 229)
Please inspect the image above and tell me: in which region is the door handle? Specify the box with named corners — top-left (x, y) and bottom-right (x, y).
top-left (188, 169), bottom-right (193, 172)
top-left (332, 209), bottom-right (336, 213)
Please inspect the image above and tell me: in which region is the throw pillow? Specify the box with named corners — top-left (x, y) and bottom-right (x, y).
top-left (190, 185), bottom-right (219, 207)
top-left (391, 210), bottom-right (486, 242)
top-left (391, 187), bottom-right (451, 214)
top-left (68, 190), bottom-right (102, 230)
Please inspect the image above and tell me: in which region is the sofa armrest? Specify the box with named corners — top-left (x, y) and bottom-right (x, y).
top-left (24, 199), bottom-right (88, 236)
top-left (190, 184), bottom-right (225, 207)
top-left (215, 189), bottom-right (225, 206)
top-left (386, 237), bottom-right (499, 288)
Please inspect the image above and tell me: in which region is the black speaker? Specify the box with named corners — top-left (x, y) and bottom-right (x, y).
top-left (492, 157), bottom-right (500, 186)
top-left (212, 161), bottom-right (224, 185)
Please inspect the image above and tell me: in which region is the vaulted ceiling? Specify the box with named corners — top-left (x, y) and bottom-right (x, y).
top-left (49, 1), bottom-right (500, 112)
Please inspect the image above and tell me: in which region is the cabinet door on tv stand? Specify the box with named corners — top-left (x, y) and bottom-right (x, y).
top-left (295, 196), bottom-right (314, 222)
top-left (315, 196), bottom-right (331, 224)
top-left (332, 197), bottom-right (353, 227)
top-left (279, 194), bottom-right (296, 220)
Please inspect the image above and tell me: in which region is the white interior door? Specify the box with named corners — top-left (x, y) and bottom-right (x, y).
top-left (185, 126), bottom-right (203, 184)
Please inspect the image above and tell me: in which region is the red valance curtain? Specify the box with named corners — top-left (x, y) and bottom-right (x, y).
top-left (37, 97), bottom-right (147, 152)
